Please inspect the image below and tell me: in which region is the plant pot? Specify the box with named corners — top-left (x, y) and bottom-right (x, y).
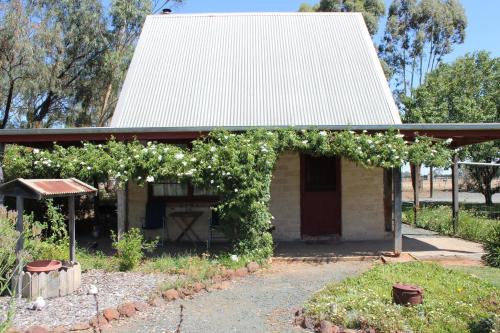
top-left (26, 260), bottom-right (62, 273)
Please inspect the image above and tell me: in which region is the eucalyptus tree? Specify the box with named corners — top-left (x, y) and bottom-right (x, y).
top-left (407, 52), bottom-right (500, 205)
top-left (70, 0), bottom-right (186, 127)
top-left (0, 0), bottom-right (34, 129)
top-left (379, 0), bottom-right (467, 106)
top-left (21, 0), bottom-right (108, 128)
top-left (298, 0), bottom-right (386, 36)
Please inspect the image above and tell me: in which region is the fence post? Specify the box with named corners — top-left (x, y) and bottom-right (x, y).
top-left (452, 154), bottom-right (459, 234)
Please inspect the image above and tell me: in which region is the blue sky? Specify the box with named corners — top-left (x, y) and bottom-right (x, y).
top-left (174, 0), bottom-right (500, 62)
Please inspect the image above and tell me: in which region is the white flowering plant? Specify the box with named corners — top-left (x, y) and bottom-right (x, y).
top-left (2, 129), bottom-right (452, 259)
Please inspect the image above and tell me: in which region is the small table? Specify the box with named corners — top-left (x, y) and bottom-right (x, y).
top-left (170, 211), bottom-right (204, 243)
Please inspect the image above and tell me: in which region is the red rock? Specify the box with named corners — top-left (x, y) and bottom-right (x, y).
top-left (331, 325), bottom-right (341, 333)
top-left (162, 289), bottom-right (179, 301)
top-left (25, 327), bottom-right (49, 333)
top-left (246, 262), bottom-right (260, 273)
top-left (133, 301), bottom-right (148, 312)
top-left (344, 329), bottom-right (358, 333)
top-left (103, 308), bottom-right (120, 321)
top-left (117, 302), bottom-right (136, 317)
top-left (193, 282), bottom-right (205, 293)
top-left (211, 275), bottom-right (223, 283)
top-left (180, 288), bottom-right (195, 297)
top-left (148, 296), bottom-right (163, 307)
top-left (222, 269), bottom-right (235, 280)
top-left (51, 326), bottom-right (68, 333)
top-left (69, 322), bottom-right (90, 331)
top-left (319, 320), bottom-right (333, 333)
top-left (234, 267), bottom-right (248, 277)
top-left (89, 315), bottom-right (108, 328)
top-left (293, 315), bottom-right (306, 327)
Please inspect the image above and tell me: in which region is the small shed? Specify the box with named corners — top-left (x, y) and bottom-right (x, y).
top-left (0, 178), bottom-right (96, 297)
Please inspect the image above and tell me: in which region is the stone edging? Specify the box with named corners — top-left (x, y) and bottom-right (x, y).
top-left (293, 309), bottom-right (376, 333)
top-left (8, 261), bottom-right (262, 333)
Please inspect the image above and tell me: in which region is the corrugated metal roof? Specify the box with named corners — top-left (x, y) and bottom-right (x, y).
top-left (0, 178), bottom-right (97, 199)
top-left (111, 12), bottom-right (401, 128)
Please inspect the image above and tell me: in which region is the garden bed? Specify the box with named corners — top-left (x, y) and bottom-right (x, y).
top-left (304, 262), bottom-right (499, 333)
top-left (0, 269), bottom-right (178, 329)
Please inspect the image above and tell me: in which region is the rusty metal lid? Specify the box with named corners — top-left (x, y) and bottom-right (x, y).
top-left (393, 283), bottom-right (423, 293)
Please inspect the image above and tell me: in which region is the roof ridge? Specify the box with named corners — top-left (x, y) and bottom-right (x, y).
top-left (148, 12), bottom-right (363, 18)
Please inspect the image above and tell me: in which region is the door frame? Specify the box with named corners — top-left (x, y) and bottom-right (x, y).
top-left (299, 154), bottom-right (342, 238)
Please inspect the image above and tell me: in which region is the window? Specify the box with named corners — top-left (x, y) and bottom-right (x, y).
top-left (304, 155), bottom-right (337, 191)
top-left (150, 181), bottom-right (217, 201)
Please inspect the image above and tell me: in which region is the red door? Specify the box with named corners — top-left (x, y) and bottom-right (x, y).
top-left (300, 154), bottom-right (341, 237)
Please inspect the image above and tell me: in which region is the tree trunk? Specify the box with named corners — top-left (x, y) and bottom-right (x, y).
top-left (483, 181), bottom-right (493, 206)
top-left (0, 143), bottom-right (5, 206)
top-left (2, 81), bottom-right (15, 129)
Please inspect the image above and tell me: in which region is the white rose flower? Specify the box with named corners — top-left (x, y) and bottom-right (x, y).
top-left (146, 176), bottom-right (155, 183)
top-left (210, 146), bottom-right (216, 152)
top-left (319, 131), bottom-right (327, 136)
top-left (33, 149), bottom-right (40, 154)
top-left (445, 138), bottom-right (453, 144)
top-left (174, 153), bottom-right (184, 160)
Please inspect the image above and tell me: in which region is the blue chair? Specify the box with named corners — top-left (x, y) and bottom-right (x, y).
top-left (142, 201), bottom-right (167, 246)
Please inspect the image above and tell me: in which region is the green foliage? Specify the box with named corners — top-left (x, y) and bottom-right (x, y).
top-left (3, 129), bottom-right (452, 259)
top-left (305, 262), bottom-right (499, 332)
top-left (111, 228), bottom-right (158, 271)
top-left (402, 205), bottom-right (497, 244)
top-left (380, 0), bottom-right (467, 98)
top-left (406, 51), bottom-right (500, 204)
top-left (450, 265), bottom-right (500, 288)
top-left (298, 0), bottom-right (385, 35)
top-left (483, 224), bottom-right (500, 268)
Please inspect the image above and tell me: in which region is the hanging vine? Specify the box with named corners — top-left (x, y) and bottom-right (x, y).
top-left (2, 129), bottom-right (452, 259)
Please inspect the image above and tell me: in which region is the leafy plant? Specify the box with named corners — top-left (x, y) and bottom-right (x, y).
top-left (483, 224), bottom-right (500, 268)
top-left (111, 228), bottom-right (158, 271)
top-left (3, 129), bottom-right (453, 259)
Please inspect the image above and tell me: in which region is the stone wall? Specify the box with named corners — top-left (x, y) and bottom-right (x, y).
top-left (126, 153), bottom-right (389, 243)
top-left (269, 152), bottom-right (301, 241)
top-left (341, 159), bottom-right (390, 240)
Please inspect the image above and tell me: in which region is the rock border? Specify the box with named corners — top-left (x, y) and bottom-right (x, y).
top-left (293, 308), bottom-right (376, 333)
top-left (8, 262), bottom-right (262, 333)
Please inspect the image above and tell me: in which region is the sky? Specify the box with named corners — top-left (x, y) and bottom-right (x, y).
top-left (173, 0), bottom-right (500, 62)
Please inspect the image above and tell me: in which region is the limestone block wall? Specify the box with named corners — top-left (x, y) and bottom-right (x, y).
top-left (269, 152), bottom-right (301, 241)
top-left (341, 159), bottom-right (390, 240)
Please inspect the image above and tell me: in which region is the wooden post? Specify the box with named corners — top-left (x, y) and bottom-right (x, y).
top-left (15, 195), bottom-right (24, 298)
top-left (452, 154), bottom-right (459, 235)
top-left (429, 167), bottom-right (434, 198)
top-left (411, 163), bottom-right (420, 224)
top-left (68, 196), bottom-right (76, 263)
top-left (117, 187), bottom-right (126, 240)
top-left (393, 167), bottom-right (402, 255)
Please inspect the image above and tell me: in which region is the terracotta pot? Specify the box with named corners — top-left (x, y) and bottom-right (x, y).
top-left (26, 260), bottom-right (62, 273)
top-left (392, 283), bottom-right (424, 306)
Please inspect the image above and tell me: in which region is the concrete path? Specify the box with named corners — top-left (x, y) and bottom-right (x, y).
top-left (402, 224), bottom-right (484, 262)
top-left (109, 261), bottom-right (371, 333)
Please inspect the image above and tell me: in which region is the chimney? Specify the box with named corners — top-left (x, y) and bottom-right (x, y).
top-left (162, 8), bottom-right (172, 14)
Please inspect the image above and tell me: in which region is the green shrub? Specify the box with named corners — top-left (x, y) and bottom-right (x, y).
top-left (403, 205), bottom-right (497, 244)
top-left (483, 224), bottom-right (500, 268)
top-left (111, 228), bottom-right (158, 271)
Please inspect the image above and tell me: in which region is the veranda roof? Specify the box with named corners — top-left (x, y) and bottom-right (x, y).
top-left (0, 178), bottom-right (97, 200)
top-left (110, 12), bottom-right (401, 128)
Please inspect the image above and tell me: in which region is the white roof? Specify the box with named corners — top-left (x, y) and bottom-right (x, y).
top-left (111, 12), bottom-right (401, 128)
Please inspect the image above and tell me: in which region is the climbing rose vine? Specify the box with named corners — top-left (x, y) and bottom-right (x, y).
top-left (2, 129), bottom-right (452, 259)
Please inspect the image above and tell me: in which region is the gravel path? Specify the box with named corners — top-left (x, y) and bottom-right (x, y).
top-left (110, 261), bottom-right (372, 333)
top-left (0, 270), bottom-right (178, 329)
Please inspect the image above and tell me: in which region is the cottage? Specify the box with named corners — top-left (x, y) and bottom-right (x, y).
top-left (111, 12), bottom-right (400, 244)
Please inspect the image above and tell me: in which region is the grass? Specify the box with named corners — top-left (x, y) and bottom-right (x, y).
top-left (305, 262), bottom-right (499, 333)
top-left (449, 266), bottom-right (500, 288)
top-left (402, 205), bottom-right (498, 243)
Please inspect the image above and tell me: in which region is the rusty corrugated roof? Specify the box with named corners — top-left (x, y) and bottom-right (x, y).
top-left (0, 178), bottom-right (97, 199)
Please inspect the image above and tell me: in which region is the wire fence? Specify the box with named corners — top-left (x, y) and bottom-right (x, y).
top-left (402, 163), bottom-right (500, 220)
